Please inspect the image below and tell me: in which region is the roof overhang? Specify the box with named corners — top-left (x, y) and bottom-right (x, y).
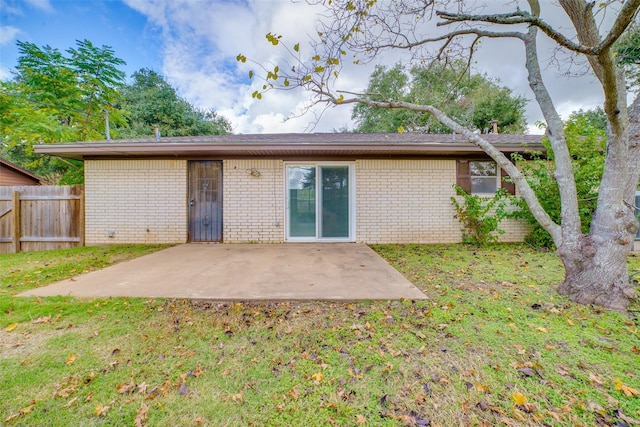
top-left (34, 133), bottom-right (545, 161)
top-left (0, 158), bottom-right (44, 183)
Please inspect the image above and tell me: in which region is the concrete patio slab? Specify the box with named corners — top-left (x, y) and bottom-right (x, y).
top-left (19, 243), bottom-right (426, 300)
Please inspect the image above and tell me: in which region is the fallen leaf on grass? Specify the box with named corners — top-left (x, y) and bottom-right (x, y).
top-left (193, 364), bottom-right (205, 378)
top-left (5, 323), bottom-right (18, 332)
top-left (518, 367), bottom-right (536, 378)
top-left (287, 387), bottom-right (300, 401)
top-left (589, 373), bottom-right (604, 387)
top-left (311, 372), bottom-right (324, 383)
top-left (631, 346), bottom-right (640, 355)
top-left (3, 402), bottom-right (35, 423)
top-left (512, 392), bottom-right (528, 405)
top-left (65, 353), bottom-right (76, 365)
top-left (476, 383), bottom-right (490, 393)
top-left (135, 403), bottom-right (149, 427)
top-left (117, 381), bottom-right (136, 394)
top-left (145, 387), bottom-right (160, 400)
top-left (177, 382), bottom-right (189, 395)
top-left (94, 404), bottom-right (110, 416)
top-left (62, 397), bottom-right (78, 408)
top-left (56, 386), bottom-right (76, 398)
top-left (615, 378), bottom-right (640, 397)
top-left (230, 392), bottom-right (244, 402)
top-left (356, 414), bottom-right (366, 425)
top-left (33, 316), bottom-right (51, 324)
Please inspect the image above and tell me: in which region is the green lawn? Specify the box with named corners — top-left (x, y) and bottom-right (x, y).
top-left (1, 244), bottom-right (639, 426)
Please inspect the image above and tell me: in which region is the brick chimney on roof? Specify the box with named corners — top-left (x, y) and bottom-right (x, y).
top-left (491, 120), bottom-right (498, 134)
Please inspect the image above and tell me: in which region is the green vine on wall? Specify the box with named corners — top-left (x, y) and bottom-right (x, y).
top-left (451, 185), bottom-right (509, 246)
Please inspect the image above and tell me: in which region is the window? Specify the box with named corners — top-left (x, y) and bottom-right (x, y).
top-left (456, 159), bottom-right (515, 195)
top-left (470, 160), bottom-right (498, 194)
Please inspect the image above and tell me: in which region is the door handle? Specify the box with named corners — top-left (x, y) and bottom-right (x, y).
top-left (189, 199), bottom-right (195, 207)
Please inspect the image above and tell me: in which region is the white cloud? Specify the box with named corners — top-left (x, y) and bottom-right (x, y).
top-left (24, 0), bottom-right (53, 12)
top-left (123, 0), bottom-right (618, 134)
top-left (0, 26), bottom-right (20, 46)
top-left (0, 66), bottom-right (11, 80)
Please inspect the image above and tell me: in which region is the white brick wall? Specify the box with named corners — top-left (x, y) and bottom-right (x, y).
top-left (85, 160), bottom-right (188, 244)
top-left (356, 159), bottom-right (460, 243)
top-left (355, 159), bottom-right (528, 244)
top-left (223, 159), bottom-right (284, 243)
top-left (84, 158), bottom-right (527, 245)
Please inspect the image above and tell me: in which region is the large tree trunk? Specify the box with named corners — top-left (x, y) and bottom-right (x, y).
top-left (557, 221), bottom-right (638, 311)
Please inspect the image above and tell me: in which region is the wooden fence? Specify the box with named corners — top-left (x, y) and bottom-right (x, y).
top-left (0, 185), bottom-right (84, 254)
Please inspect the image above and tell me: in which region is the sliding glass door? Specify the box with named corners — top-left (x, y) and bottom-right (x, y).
top-left (286, 164), bottom-right (354, 241)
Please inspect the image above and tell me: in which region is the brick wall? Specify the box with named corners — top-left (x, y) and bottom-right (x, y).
top-left (85, 160), bottom-right (188, 244)
top-left (356, 159), bottom-right (461, 243)
top-left (84, 158), bottom-right (527, 245)
top-left (355, 159), bottom-right (528, 243)
top-left (223, 159), bottom-right (284, 243)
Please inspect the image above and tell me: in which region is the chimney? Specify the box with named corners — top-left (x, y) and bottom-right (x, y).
top-left (153, 125), bottom-right (160, 141)
top-left (491, 120), bottom-right (498, 134)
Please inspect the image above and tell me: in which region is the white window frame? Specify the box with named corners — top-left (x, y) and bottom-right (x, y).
top-left (470, 160), bottom-right (500, 195)
top-left (285, 162), bottom-right (356, 242)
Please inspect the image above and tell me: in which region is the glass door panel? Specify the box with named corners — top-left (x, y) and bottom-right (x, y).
top-left (320, 166), bottom-right (349, 238)
top-left (288, 166), bottom-right (316, 237)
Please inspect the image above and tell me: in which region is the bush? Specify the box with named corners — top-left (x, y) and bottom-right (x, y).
top-left (451, 185), bottom-right (508, 246)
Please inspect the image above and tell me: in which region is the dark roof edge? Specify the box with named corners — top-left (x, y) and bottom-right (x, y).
top-left (34, 133), bottom-right (545, 161)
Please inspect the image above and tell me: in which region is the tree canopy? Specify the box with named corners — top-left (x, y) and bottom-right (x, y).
top-left (2, 41), bottom-right (231, 183)
top-left (2, 39), bottom-right (126, 182)
top-left (352, 61), bottom-right (527, 134)
top-left (116, 68), bottom-right (232, 139)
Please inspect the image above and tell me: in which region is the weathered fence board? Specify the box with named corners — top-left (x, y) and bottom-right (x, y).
top-left (0, 185), bottom-right (84, 254)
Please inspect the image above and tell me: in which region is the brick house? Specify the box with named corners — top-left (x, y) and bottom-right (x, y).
top-left (34, 133), bottom-right (543, 245)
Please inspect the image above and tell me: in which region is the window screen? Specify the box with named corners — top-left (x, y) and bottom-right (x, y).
top-left (470, 161), bottom-right (498, 194)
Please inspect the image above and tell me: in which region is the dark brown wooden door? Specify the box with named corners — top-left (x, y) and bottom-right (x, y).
top-left (188, 161), bottom-right (222, 242)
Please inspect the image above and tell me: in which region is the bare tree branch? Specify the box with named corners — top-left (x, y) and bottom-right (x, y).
top-left (437, 0), bottom-right (640, 56)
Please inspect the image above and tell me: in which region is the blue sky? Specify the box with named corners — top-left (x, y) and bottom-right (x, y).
top-left (1, 0), bottom-right (162, 78)
top-left (0, 0), bottom-right (618, 134)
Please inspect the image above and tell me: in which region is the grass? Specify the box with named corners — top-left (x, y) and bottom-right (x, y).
top-left (1, 243), bottom-right (639, 426)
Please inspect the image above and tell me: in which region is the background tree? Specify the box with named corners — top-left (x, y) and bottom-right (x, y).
top-left (116, 68), bottom-right (232, 138)
top-left (511, 108), bottom-right (607, 248)
top-left (353, 61), bottom-right (527, 134)
top-left (13, 39), bottom-right (127, 141)
top-left (243, 0), bottom-right (640, 310)
top-left (2, 39), bottom-right (128, 183)
top-left (2, 45), bottom-right (232, 183)
top-left (613, 19), bottom-right (640, 89)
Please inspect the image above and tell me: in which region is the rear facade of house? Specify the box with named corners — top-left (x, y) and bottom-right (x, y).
top-left (35, 133), bottom-right (543, 246)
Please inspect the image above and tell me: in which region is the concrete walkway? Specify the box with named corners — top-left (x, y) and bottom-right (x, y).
top-left (20, 243), bottom-right (426, 300)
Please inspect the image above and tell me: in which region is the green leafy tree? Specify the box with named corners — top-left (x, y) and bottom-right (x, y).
top-left (614, 20), bottom-right (640, 90)
top-left (13, 39), bottom-right (127, 141)
top-left (116, 68), bottom-right (232, 138)
top-left (0, 80), bottom-right (79, 181)
top-left (67, 39), bottom-right (127, 139)
top-left (353, 62), bottom-right (527, 133)
top-left (3, 40), bottom-right (128, 183)
top-left (510, 108), bottom-right (607, 248)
